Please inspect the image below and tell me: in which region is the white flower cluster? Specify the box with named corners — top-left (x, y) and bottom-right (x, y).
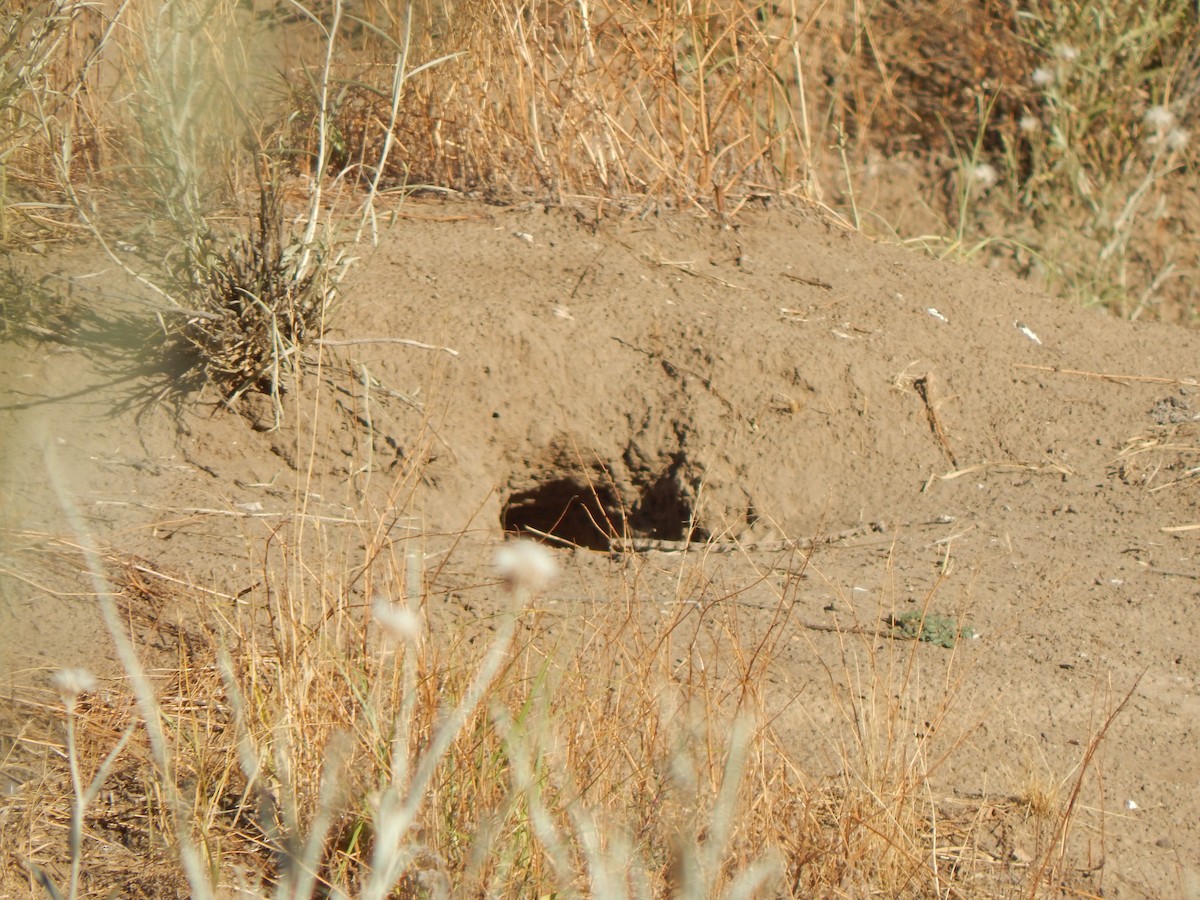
top-left (1030, 44), bottom-right (1078, 89)
top-left (373, 598), bottom-right (422, 644)
top-left (971, 163), bottom-right (999, 190)
top-left (1144, 106), bottom-right (1190, 151)
top-left (495, 539), bottom-right (558, 595)
top-left (52, 668), bottom-right (97, 706)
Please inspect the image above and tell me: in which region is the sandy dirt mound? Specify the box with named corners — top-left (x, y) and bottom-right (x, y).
top-left (3, 203), bottom-right (1200, 895)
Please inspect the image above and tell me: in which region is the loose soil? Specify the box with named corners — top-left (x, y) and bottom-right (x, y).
top-left (3, 201), bottom-right (1200, 896)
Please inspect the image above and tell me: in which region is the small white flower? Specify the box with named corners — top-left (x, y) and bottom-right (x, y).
top-left (1019, 115), bottom-right (1042, 134)
top-left (1031, 67), bottom-right (1055, 88)
top-left (1055, 44), bottom-right (1079, 62)
top-left (971, 163), bottom-right (999, 189)
top-left (1166, 128), bottom-right (1190, 151)
top-left (373, 598), bottom-right (421, 644)
top-left (495, 540), bottom-right (557, 595)
top-left (1143, 105), bottom-right (1176, 134)
top-left (52, 668), bottom-right (97, 705)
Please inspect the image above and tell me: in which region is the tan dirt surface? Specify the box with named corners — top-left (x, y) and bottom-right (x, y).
top-left (3, 202), bottom-right (1200, 896)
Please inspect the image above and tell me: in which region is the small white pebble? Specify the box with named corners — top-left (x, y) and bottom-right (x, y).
top-left (1015, 321), bottom-right (1042, 345)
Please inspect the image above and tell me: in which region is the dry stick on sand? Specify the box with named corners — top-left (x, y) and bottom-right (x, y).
top-left (319, 337), bottom-right (459, 356)
top-left (640, 251), bottom-right (747, 290)
top-left (1026, 362), bottom-right (1200, 535)
top-left (1014, 363), bottom-right (1200, 388)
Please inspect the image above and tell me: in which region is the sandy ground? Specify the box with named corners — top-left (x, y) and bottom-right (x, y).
top-left (3, 201), bottom-right (1200, 896)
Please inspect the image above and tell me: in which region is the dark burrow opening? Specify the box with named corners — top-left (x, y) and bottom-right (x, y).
top-left (501, 476), bottom-right (624, 551)
top-left (628, 458), bottom-right (707, 544)
top-left (501, 464), bottom-right (703, 551)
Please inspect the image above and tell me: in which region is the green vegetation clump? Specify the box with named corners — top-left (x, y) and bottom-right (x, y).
top-left (890, 610), bottom-right (976, 649)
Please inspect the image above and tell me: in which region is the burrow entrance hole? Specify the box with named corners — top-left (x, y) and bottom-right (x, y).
top-left (501, 461), bottom-right (704, 551)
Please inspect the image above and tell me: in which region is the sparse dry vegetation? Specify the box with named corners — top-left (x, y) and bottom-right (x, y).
top-left (4, 0), bottom-right (1198, 313)
top-left (1, 518), bottom-right (1125, 897)
top-left (2, 0), bottom-right (1196, 896)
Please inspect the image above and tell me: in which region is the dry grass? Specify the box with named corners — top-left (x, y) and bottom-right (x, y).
top-left (5, 0), bottom-right (1198, 315)
top-left (331, 0), bottom-right (828, 213)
